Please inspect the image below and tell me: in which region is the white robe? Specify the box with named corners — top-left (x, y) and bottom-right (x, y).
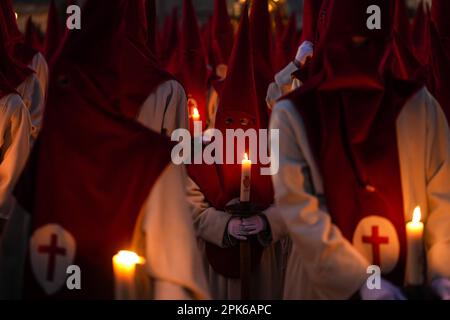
top-left (16, 53), bottom-right (48, 140)
top-left (270, 87), bottom-right (450, 300)
top-left (187, 178), bottom-right (291, 300)
top-left (0, 94), bottom-right (31, 220)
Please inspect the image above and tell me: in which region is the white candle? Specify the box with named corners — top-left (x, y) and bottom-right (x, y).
top-left (240, 153), bottom-right (252, 203)
top-left (405, 206), bottom-right (425, 286)
top-left (112, 250), bottom-right (145, 300)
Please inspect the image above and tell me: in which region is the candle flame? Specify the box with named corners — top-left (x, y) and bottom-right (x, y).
top-left (244, 153), bottom-right (249, 161)
top-left (192, 107), bottom-right (200, 119)
top-left (412, 206), bottom-right (422, 224)
top-left (114, 250), bottom-right (145, 267)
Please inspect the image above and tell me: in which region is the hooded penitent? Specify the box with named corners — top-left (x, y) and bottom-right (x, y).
top-left (178, 0), bottom-right (208, 129)
top-left (25, 17), bottom-right (44, 53)
top-left (188, 4), bottom-right (274, 279)
top-left (17, 0), bottom-right (172, 299)
top-left (286, 0), bottom-right (423, 286)
top-left (274, 13), bottom-right (298, 72)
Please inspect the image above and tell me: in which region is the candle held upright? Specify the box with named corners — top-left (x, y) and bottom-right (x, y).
top-left (240, 153), bottom-right (252, 203)
top-left (112, 250), bottom-right (145, 300)
top-left (406, 206), bottom-right (425, 286)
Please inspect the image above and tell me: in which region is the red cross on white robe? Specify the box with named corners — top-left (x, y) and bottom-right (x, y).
top-left (38, 233), bottom-right (67, 282)
top-left (362, 225), bottom-right (389, 266)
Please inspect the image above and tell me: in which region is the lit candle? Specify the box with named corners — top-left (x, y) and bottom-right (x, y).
top-left (405, 206), bottom-right (425, 286)
top-left (112, 250), bottom-right (145, 300)
top-left (190, 106), bottom-right (202, 139)
top-left (191, 107), bottom-right (200, 122)
top-left (240, 153), bottom-right (252, 203)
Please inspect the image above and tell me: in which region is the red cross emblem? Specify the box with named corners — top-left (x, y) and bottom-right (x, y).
top-left (362, 225), bottom-right (389, 266)
top-left (30, 224), bottom-right (76, 295)
top-left (38, 233), bottom-right (67, 282)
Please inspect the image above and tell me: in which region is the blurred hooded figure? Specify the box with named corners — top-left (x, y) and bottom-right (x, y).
top-left (271, 0), bottom-right (450, 300)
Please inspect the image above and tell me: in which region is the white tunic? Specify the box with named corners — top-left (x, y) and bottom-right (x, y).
top-left (0, 94), bottom-right (31, 220)
top-left (16, 53), bottom-right (48, 140)
top-left (270, 87), bottom-right (450, 300)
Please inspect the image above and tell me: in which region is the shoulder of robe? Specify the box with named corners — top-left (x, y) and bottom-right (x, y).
top-left (399, 86), bottom-right (438, 122)
top-left (0, 94), bottom-right (26, 114)
top-left (30, 52), bottom-right (48, 71)
top-left (157, 79), bottom-right (186, 98)
top-left (272, 99), bottom-right (304, 127)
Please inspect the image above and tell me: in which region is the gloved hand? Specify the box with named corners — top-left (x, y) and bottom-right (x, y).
top-left (432, 278), bottom-right (450, 300)
top-left (360, 278), bottom-right (407, 300)
top-left (295, 41), bottom-right (314, 66)
top-left (241, 215), bottom-right (267, 236)
top-left (227, 218), bottom-right (247, 241)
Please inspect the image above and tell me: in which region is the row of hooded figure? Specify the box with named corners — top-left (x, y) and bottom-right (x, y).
top-left (0, 0), bottom-right (449, 300)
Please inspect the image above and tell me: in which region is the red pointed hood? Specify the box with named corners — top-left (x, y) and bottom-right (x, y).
top-left (121, 0), bottom-right (173, 119)
top-left (44, 0), bottom-right (64, 61)
top-left (250, 0), bottom-right (273, 129)
top-left (0, 8), bottom-right (33, 90)
top-left (394, 0), bottom-right (412, 48)
top-left (274, 13), bottom-right (297, 72)
top-left (145, 0), bottom-right (157, 54)
top-left (178, 0), bottom-right (208, 126)
top-left (301, 0), bottom-right (326, 43)
top-left (216, 4), bottom-right (259, 132)
top-left (212, 0), bottom-right (234, 65)
top-left (0, 0), bottom-right (37, 65)
top-left (429, 20), bottom-right (450, 123)
top-left (19, 0), bottom-right (172, 299)
top-left (161, 8), bottom-right (180, 70)
top-left (432, 0), bottom-right (450, 39)
top-left (411, 1), bottom-right (430, 62)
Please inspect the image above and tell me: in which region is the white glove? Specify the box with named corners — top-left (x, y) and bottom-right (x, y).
top-left (241, 215), bottom-right (267, 236)
top-left (227, 218), bottom-right (247, 241)
top-left (432, 278), bottom-right (450, 300)
top-left (360, 278), bottom-right (407, 300)
top-left (295, 41), bottom-right (314, 66)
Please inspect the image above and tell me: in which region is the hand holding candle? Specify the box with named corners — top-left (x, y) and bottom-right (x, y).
top-left (240, 153), bottom-right (252, 203)
top-left (406, 206), bottom-right (425, 286)
top-left (112, 250), bottom-right (145, 300)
